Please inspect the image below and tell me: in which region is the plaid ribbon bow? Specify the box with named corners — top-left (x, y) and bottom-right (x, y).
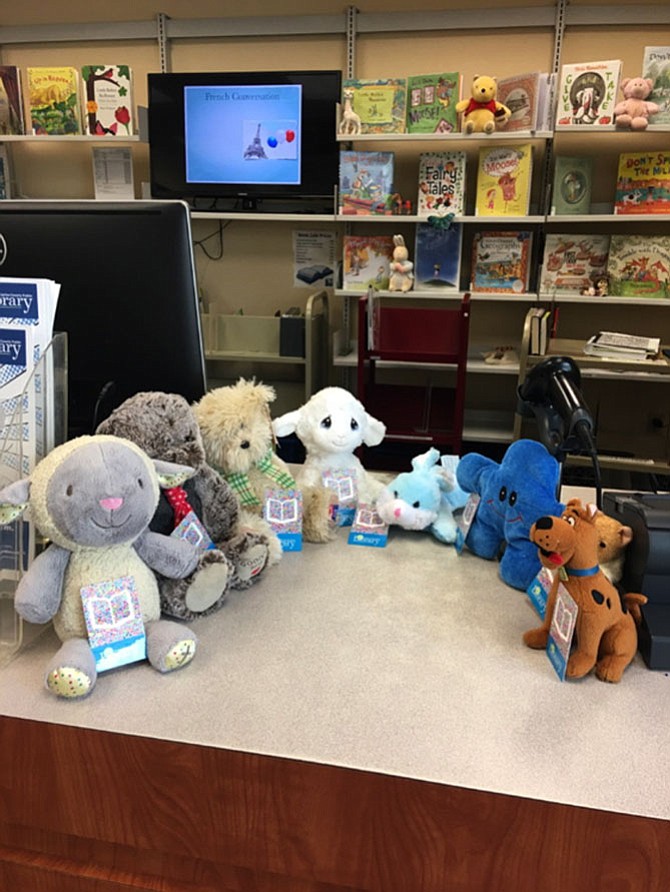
top-left (223, 450), bottom-right (296, 508)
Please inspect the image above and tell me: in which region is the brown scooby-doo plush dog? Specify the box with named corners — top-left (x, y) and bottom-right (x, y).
top-left (523, 498), bottom-right (647, 683)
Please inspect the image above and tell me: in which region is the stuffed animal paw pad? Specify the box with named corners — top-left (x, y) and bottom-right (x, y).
top-left (163, 638), bottom-right (197, 672)
top-left (46, 666), bottom-right (93, 699)
top-left (184, 559), bottom-right (230, 613)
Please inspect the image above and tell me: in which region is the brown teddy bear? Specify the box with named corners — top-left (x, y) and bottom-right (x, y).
top-left (194, 379), bottom-right (335, 546)
top-left (594, 508), bottom-right (633, 584)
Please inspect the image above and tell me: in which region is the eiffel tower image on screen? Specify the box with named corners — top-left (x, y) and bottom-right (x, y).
top-left (243, 124), bottom-right (267, 159)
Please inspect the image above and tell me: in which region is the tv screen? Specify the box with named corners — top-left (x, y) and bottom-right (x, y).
top-left (0, 200), bottom-right (207, 439)
top-left (148, 70), bottom-right (342, 211)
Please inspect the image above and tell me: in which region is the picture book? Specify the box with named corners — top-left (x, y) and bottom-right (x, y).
top-left (406, 72), bottom-right (460, 134)
top-left (0, 65), bottom-right (25, 135)
top-left (339, 150), bottom-right (394, 215)
top-left (642, 46), bottom-right (670, 126)
top-left (607, 234), bottom-right (670, 299)
top-left (81, 65), bottom-right (133, 136)
top-left (27, 66), bottom-right (82, 135)
top-left (0, 145), bottom-right (11, 199)
top-left (341, 78), bottom-right (407, 134)
top-left (536, 72), bottom-right (557, 132)
top-left (540, 234), bottom-right (610, 294)
top-left (495, 71), bottom-right (542, 132)
top-left (413, 222), bottom-right (463, 292)
top-left (613, 151), bottom-right (670, 215)
top-left (555, 59), bottom-right (622, 128)
top-left (342, 234), bottom-right (395, 291)
top-left (416, 151), bottom-right (466, 217)
top-left (551, 156), bottom-right (593, 215)
top-left (470, 230), bottom-right (532, 294)
top-left (475, 143), bottom-right (533, 216)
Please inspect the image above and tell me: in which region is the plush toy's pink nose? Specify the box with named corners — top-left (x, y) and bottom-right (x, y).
top-left (394, 507), bottom-right (401, 518)
top-left (100, 497), bottom-right (123, 511)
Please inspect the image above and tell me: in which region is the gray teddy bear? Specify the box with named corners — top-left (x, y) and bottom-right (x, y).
top-left (0, 435), bottom-right (202, 699)
top-left (97, 391), bottom-right (271, 620)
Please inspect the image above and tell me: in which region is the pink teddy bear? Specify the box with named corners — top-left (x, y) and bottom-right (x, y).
top-left (614, 77), bottom-right (659, 130)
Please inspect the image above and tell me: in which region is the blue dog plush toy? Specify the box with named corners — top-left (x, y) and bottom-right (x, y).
top-left (456, 439), bottom-right (564, 590)
top-left (376, 448), bottom-right (468, 544)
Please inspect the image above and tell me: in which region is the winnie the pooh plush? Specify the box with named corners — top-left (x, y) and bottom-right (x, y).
top-left (456, 74), bottom-right (511, 134)
top-left (614, 77), bottom-right (659, 130)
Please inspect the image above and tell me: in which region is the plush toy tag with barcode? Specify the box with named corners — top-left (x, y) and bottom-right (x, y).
top-left (322, 469), bottom-right (358, 526)
top-left (527, 566), bottom-right (555, 619)
top-left (546, 582), bottom-right (578, 681)
top-left (454, 493), bottom-right (480, 554)
top-left (348, 503), bottom-right (388, 548)
top-left (171, 510), bottom-right (215, 551)
top-left (80, 575), bottom-right (146, 672)
top-left (263, 487), bottom-right (303, 551)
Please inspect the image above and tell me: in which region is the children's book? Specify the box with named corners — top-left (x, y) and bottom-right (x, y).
top-left (416, 151), bottom-right (466, 217)
top-left (81, 65), bottom-right (133, 136)
top-left (339, 150), bottom-right (394, 215)
top-left (613, 151), bottom-right (670, 215)
top-left (0, 65), bottom-right (25, 135)
top-left (342, 235), bottom-right (395, 291)
top-left (540, 234), bottom-right (610, 294)
top-left (470, 230), bottom-right (532, 294)
top-left (607, 234), bottom-right (670, 299)
top-left (27, 66), bottom-right (82, 135)
top-left (495, 72), bottom-right (542, 132)
top-left (0, 145), bottom-right (11, 199)
top-left (535, 72), bottom-right (557, 132)
top-left (551, 156), bottom-right (593, 215)
top-left (341, 78), bottom-right (407, 134)
top-left (475, 143), bottom-right (533, 216)
top-left (413, 222), bottom-right (463, 292)
top-left (642, 46), bottom-right (670, 126)
top-left (406, 72), bottom-right (460, 134)
top-left (555, 59), bottom-right (622, 128)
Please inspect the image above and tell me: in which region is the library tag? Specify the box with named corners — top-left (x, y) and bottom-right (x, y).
top-left (348, 503), bottom-right (388, 548)
top-left (526, 566), bottom-right (556, 619)
top-left (322, 469), bottom-right (358, 526)
top-left (546, 582), bottom-right (578, 681)
top-left (80, 575), bottom-right (146, 672)
top-left (454, 493), bottom-right (480, 554)
top-left (263, 487), bottom-right (303, 551)
top-left (171, 510), bottom-right (215, 550)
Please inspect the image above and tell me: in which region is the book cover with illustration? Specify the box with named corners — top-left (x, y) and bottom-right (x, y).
top-left (555, 59), bottom-right (621, 128)
top-left (0, 145), bottom-right (11, 199)
top-left (27, 66), bottom-right (82, 134)
top-left (416, 151), bottom-right (466, 217)
top-left (540, 233), bottom-right (610, 294)
top-left (613, 151), bottom-right (670, 215)
top-left (413, 222), bottom-right (463, 292)
top-left (406, 72), bottom-right (460, 134)
top-left (471, 230), bottom-right (532, 293)
top-left (495, 72), bottom-right (542, 132)
top-left (341, 78), bottom-right (407, 134)
top-left (551, 156), bottom-right (593, 215)
top-left (475, 143), bottom-right (533, 216)
top-left (339, 150), bottom-right (394, 215)
top-left (342, 234), bottom-right (395, 291)
top-left (81, 65), bottom-right (133, 136)
top-left (0, 65), bottom-right (25, 135)
top-left (607, 234), bottom-right (670, 298)
top-left (642, 46), bottom-right (670, 126)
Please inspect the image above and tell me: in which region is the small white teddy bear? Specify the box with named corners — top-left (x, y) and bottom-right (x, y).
top-left (388, 234), bottom-right (414, 293)
top-left (272, 387), bottom-right (387, 506)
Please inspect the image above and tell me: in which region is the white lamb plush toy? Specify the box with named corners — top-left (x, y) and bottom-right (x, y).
top-left (272, 387), bottom-right (387, 507)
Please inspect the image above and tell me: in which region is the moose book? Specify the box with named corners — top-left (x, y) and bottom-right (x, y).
top-left (475, 143), bottom-right (533, 216)
top-left (406, 72), bottom-right (461, 134)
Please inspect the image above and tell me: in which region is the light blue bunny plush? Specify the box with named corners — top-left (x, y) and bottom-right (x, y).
top-left (376, 448), bottom-right (468, 544)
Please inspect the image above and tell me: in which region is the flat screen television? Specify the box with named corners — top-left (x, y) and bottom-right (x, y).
top-left (148, 70), bottom-right (342, 212)
top-left (0, 200), bottom-right (207, 439)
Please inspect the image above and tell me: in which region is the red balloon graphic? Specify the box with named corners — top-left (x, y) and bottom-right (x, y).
top-left (285, 130), bottom-right (295, 143)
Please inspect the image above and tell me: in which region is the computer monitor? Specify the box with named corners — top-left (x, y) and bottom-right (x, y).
top-left (0, 199), bottom-right (207, 438)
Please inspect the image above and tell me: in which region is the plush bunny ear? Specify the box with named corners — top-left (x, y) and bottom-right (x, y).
top-left (0, 478), bottom-right (31, 525)
top-left (272, 409), bottom-right (301, 439)
top-left (411, 447), bottom-right (440, 473)
top-left (153, 460), bottom-right (196, 489)
top-left (393, 234), bottom-right (405, 248)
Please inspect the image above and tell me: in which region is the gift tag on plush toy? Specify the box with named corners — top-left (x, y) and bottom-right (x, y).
top-left (80, 575), bottom-right (146, 672)
top-left (263, 487), bottom-right (303, 551)
top-left (546, 581), bottom-right (578, 681)
top-left (526, 566), bottom-right (556, 619)
top-left (348, 503), bottom-right (388, 548)
top-left (322, 469), bottom-right (357, 526)
top-left (171, 510), bottom-right (215, 551)
top-left (454, 493), bottom-right (480, 554)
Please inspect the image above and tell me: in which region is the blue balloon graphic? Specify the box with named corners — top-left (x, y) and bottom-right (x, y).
top-left (267, 136), bottom-right (278, 148)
